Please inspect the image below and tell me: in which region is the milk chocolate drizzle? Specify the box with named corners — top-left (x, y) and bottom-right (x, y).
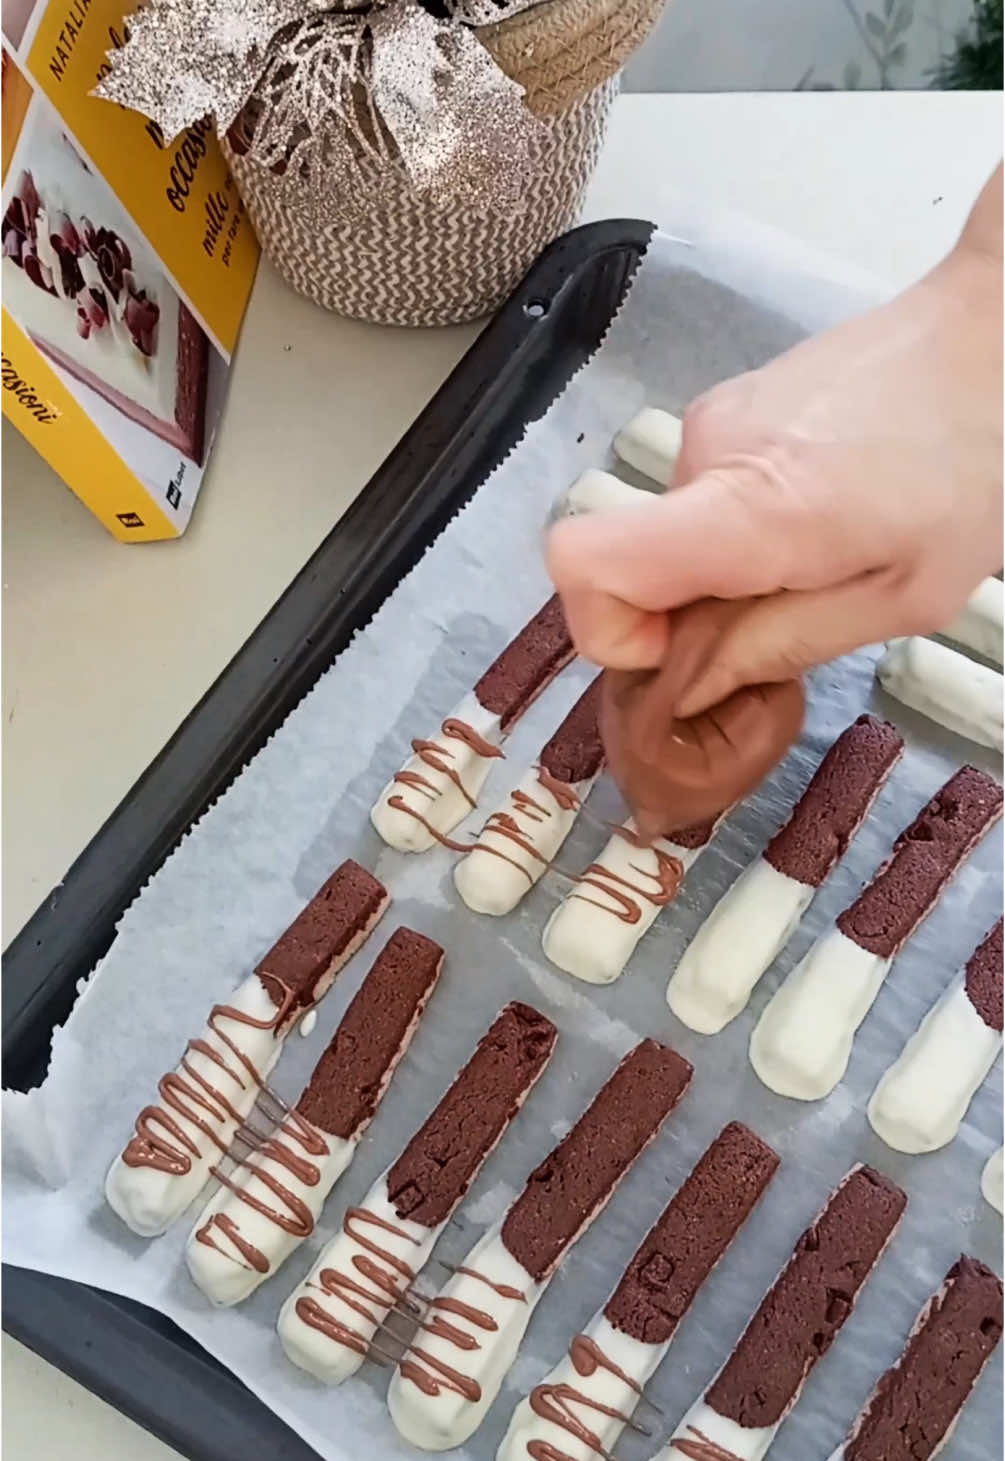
top-left (418, 1295), bottom-right (498, 1351)
top-left (399, 1346), bottom-right (483, 1402)
top-left (443, 718), bottom-right (505, 760)
top-left (528, 1383), bottom-right (628, 1461)
top-left (398, 1262), bottom-right (526, 1402)
top-left (196, 1212), bottom-right (269, 1273)
top-left (390, 716), bottom-right (504, 820)
top-left (122, 984), bottom-right (297, 1175)
top-left (295, 1202), bottom-right (421, 1359)
top-left (394, 770), bottom-right (437, 800)
top-left (570, 827), bottom-right (684, 925)
top-left (409, 739), bottom-right (478, 809)
top-left (512, 789), bottom-right (549, 823)
top-left (537, 768), bottom-right (582, 812)
top-left (570, 1334), bottom-right (643, 1393)
top-left (460, 763), bottom-right (587, 890)
top-left (452, 1266), bottom-right (527, 1302)
top-left (386, 798), bottom-right (473, 851)
top-left (295, 1297), bottom-right (371, 1358)
top-left (388, 742), bottom-right (586, 891)
top-left (671, 1427), bottom-right (743, 1461)
top-left (475, 810), bottom-right (549, 882)
top-left (523, 1334), bottom-right (644, 1461)
top-left (196, 1111), bottom-right (332, 1263)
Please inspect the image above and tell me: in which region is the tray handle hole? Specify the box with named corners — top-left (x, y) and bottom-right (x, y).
top-left (524, 298), bottom-right (549, 319)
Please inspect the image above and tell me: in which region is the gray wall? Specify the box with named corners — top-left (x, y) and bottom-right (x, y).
top-left (624, 0), bottom-right (976, 91)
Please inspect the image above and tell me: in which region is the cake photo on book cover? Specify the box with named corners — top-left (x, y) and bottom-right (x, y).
top-left (2, 0), bottom-right (36, 51)
top-left (1, 89), bottom-right (210, 463)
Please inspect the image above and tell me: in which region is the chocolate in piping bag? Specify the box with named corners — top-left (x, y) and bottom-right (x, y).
top-left (601, 599), bottom-right (805, 840)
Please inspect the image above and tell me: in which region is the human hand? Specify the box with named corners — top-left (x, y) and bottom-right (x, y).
top-left (548, 167), bottom-right (1003, 717)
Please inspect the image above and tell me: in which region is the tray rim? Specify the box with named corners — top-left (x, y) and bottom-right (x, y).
top-left (2, 216), bottom-right (655, 1461)
top-left (2, 216), bottom-right (654, 1080)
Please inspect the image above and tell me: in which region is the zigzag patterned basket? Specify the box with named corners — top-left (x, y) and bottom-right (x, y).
top-left (223, 0), bottom-right (666, 327)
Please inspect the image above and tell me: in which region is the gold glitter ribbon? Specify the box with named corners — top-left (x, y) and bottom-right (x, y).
top-left (96, 0), bottom-right (544, 215)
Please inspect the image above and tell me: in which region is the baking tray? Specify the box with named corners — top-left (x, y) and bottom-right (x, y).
top-left (2, 218), bottom-right (655, 1461)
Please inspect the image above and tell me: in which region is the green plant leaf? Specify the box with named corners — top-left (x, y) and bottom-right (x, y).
top-left (929, 0), bottom-right (1003, 89)
top-left (866, 12), bottom-right (888, 38)
top-left (892, 0), bottom-right (915, 35)
top-left (843, 59), bottom-right (863, 87)
top-left (883, 0), bottom-right (895, 16)
top-left (887, 41), bottom-right (908, 65)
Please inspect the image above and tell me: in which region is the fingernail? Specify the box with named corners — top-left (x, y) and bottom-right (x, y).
top-left (632, 810), bottom-right (665, 845)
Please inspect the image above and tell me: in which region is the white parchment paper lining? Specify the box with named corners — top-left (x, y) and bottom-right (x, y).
top-left (5, 196), bottom-right (1002, 1461)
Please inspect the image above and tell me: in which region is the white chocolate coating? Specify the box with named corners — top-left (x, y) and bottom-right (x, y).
top-left (105, 975), bottom-right (287, 1237)
top-left (454, 768), bottom-right (596, 916)
top-left (667, 858), bottom-right (813, 1032)
top-left (278, 1169), bottom-right (443, 1384)
top-left (185, 1127), bottom-right (356, 1306)
top-left (613, 408), bottom-right (683, 487)
top-left (943, 577), bottom-right (1004, 666)
top-left (868, 977), bottom-right (1002, 1154)
top-left (982, 1147), bottom-right (1004, 1215)
top-left (543, 821), bottom-right (707, 985)
top-left (371, 693), bottom-right (503, 852)
top-left (560, 469), bottom-right (653, 517)
top-left (749, 928), bottom-right (891, 1101)
top-left (387, 1225), bottom-right (546, 1452)
top-left (498, 1313), bottom-right (662, 1461)
top-left (877, 637), bottom-right (1003, 751)
top-left (654, 1399), bottom-right (775, 1461)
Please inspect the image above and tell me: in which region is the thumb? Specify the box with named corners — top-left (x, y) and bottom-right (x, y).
top-left (548, 459), bottom-right (820, 609)
top-left (547, 462), bottom-right (810, 667)
top-left (675, 570), bottom-right (903, 716)
top-left (550, 583), bottom-right (670, 669)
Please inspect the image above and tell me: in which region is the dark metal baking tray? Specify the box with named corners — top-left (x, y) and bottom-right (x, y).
top-left (2, 218), bottom-right (654, 1461)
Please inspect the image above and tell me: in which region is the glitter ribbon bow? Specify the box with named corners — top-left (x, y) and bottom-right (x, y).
top-left (97, 0), bottom-right (545, 215)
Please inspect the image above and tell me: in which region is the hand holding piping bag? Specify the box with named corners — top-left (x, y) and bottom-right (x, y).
top-left (550, 165), bottom-right (1002, 837)
top-left (600, 599), bottom-right (804, 839)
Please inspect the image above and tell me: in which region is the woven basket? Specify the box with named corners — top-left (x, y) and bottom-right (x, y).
top-left (223, 0), bottom-right (667, 326)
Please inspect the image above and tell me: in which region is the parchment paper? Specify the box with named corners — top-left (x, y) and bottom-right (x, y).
top-left (5, 197), bottom-right (1002, 1461)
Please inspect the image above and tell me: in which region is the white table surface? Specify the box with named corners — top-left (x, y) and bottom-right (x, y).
top-left (3, 90), bottom-right (1001, 1461)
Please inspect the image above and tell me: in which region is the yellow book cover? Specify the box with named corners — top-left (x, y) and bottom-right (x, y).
top-left (1, 5), bottom-right (259, 539)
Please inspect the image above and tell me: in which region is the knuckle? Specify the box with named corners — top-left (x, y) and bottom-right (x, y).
top-left (681, 379), bottom-right (744, 451)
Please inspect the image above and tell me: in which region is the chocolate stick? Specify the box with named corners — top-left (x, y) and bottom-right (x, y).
top-left (105, 860), bottom-right (389, 1237)
top-left (371, 597), bottom-right (574, 853)
top-left (186, 927), bottom-right (443, 1305)
top-left (751, 765), bottom-right (1003, 1101)
top-left (668, 715), bottom-right (903, 1033)
top-left (387, 1040), bottom-right (693, 1451)
top-left (498, 1122), bottom-right (779, 1461)
top-left (454, 676), bottom-right (605, 916)
top-left (654, 1165), bottom-right (907, 1461)
top-left (277, 1002), bottom-right (557, 1386)
top-left (832, 1255), bottom-right (1002, 1461)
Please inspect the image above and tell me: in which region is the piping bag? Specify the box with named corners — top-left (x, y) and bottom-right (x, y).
top-left (600, 598), bottom-right (805, 841)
